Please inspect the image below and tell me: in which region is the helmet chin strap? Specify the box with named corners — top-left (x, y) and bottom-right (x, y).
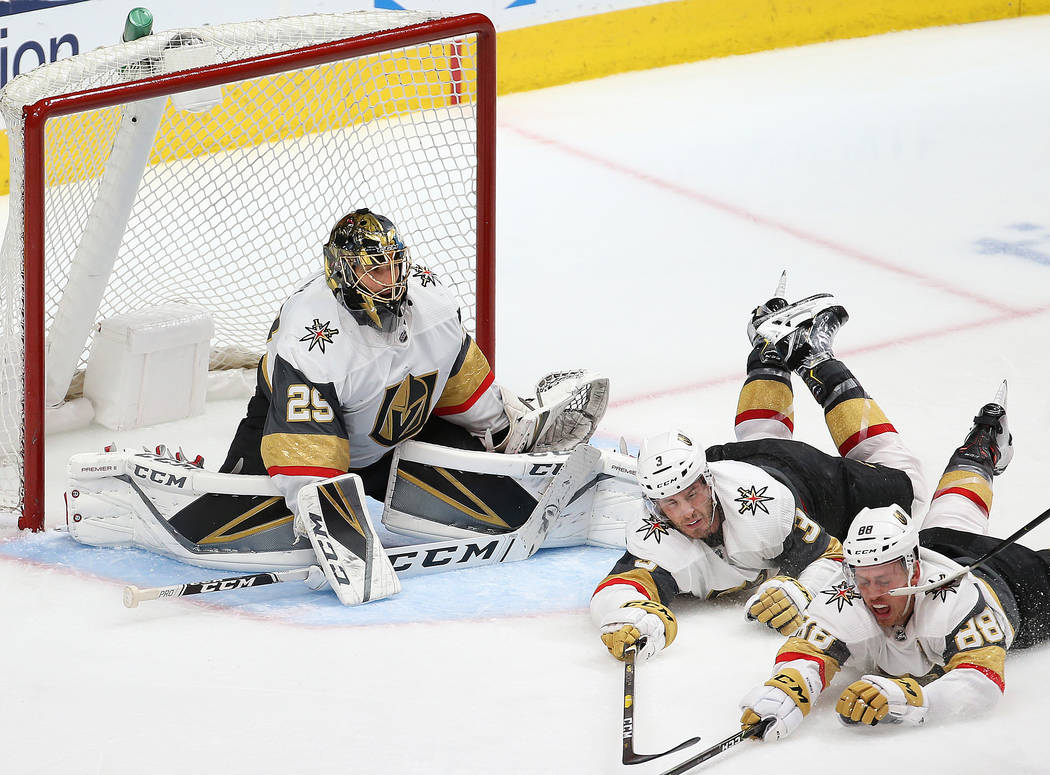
top-left (703, 468), bottom-right (719, 517)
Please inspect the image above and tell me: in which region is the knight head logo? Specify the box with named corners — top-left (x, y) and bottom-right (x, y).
top-left (370, 371), bottom-right (438, 446)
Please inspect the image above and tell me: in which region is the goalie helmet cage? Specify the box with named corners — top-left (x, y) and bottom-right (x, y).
top-left (0, 11), bottom-right (496, 531)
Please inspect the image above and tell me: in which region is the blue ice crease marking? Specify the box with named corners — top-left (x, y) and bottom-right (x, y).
top-left (0, 532), bottom-right (621, 625)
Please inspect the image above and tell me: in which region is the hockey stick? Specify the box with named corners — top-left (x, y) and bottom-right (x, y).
top-left (658, 719), bottom-right (773, 775)
top-left (123, 566), bottom-right (314, 608)
top-left (889, 504), bottom-right (1050, 597)
top-left (622, 642), bottom-right (701, 765)
top-left (122, 444), bottom-right (602, 606)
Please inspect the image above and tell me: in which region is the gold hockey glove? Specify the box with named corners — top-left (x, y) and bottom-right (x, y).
top-left (599, 600), bottom-right (678, 662)
top-left (744, 576), bottom-right (813, 635)
top-left (837, 675), bottom-right (926, 726)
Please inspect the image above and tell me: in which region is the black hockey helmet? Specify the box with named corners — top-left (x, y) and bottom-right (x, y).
top-left (324, 208), bottom-right (411, 330)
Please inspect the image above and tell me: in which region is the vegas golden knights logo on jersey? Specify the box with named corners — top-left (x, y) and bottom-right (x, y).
top-left (370, 371), bottom-right (438, 446)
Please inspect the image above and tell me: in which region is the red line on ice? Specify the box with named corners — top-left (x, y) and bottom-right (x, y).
top-left (500, 124), bottom-right (1048, 408)
top-left (502, 124), bottom-right (1019, 315)
top-left (609, 299), bottom-right (1050, 408)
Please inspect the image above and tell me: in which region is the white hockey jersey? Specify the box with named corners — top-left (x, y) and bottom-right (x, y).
top-left (772, 548), bottom-right (1014, 721)
top-left (591, 459), bottom-right (841, 622)
top-left (258, 271), bottom-right (506, 512)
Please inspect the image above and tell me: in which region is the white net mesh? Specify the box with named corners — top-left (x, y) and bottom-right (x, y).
top-left (0, 11), bottom-right (490, 525)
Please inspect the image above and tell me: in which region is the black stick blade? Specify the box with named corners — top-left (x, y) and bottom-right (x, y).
top-left (624, 735), bottom-right (703, 765)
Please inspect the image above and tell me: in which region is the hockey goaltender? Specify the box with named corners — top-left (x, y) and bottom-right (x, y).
top-left (64, 208), bottom-right (639, 604)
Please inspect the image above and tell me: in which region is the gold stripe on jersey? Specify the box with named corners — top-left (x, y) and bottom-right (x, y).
top-left (266, 316), bottom-right (281, 343)
top-left (594, 568), bottom-right (662, 602)
top-left (261, 352), bottom-right (272, 392)
top-left (776, 635), bottom-right (844, 688)
top-left (945, 644), bottom-right (1006, 681)
top-left (261, 432), bottom-right (351, 472)
top-left (818, 536), bottom-right (844, 561)
top-left (396, 468), bottom-right (512, 529)
top-left (198, 497), bottom-right (292, 544)
top-left (933, 469), bottom-right (993, 514)
top-left (435, 339), bottom-right (492, 410)
top-left (735, 379), bottom-right (794, 420)
top-left (825, 398), bottom-right (891, 449)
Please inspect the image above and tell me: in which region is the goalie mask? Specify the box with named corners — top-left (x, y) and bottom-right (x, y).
top-left (324, 208), bottom-right (411, 330)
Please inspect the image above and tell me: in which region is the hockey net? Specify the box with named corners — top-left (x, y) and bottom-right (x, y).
top-left (0, 11), bottom-right (496, 530)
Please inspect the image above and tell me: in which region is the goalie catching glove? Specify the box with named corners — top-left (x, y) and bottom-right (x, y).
top-left (488, 370), bottom-right (609, 454)
top-left (836, 675), bottom-right (927, 727)
top-left (739, 667), bottom-right (819, 742)
top-left (744, 576), bottom-right (813, 635)
top-left (599, 600), bottom-right (677, 662)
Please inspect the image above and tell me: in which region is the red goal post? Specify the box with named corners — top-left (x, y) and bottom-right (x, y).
top-left (0, 12), bottom-right (496, 531)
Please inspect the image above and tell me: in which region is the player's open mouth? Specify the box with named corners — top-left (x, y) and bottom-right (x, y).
top-left (871, 603), bottom-right (892, 620)
top-left (685, 513), bottom-right (713, 533)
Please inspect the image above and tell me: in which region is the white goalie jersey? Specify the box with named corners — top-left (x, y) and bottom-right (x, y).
top-left (258, 271), bottom-right (507, 512)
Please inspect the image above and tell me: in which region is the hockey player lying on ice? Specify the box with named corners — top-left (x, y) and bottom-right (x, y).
top-left (64, 208), bottom-right (629, 604)
top-left (591, 279), bottom-right (931, 661)
top-left (739, 386), bottom-right (1050, 735)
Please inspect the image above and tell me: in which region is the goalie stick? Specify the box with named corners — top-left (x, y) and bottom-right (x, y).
top-left (658, 719), bottom-right (773, 775)
top-left (622, 642), bottom-right (701, 765)
top-left (121, 444), bottom-right (601, 606)
top-left (889, 503), bottom-right (1050, 597)
top-left (123, 567), bottom-right (314, 608)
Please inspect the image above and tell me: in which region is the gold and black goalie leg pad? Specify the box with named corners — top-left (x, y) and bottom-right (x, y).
top-left (298, 474), bottom-right (401, 606)
top-left (169, 493), bottom-right (296, 550)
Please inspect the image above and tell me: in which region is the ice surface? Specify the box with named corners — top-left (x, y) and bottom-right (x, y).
top-left (2, 15), bottom-right (1050, 774)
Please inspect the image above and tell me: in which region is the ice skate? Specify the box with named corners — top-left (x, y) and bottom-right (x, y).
top-left (956, 380), bottom-right (1013, 476)
top-left (746, 271), bottom-right (789, 347)
top-left (754, 293), bottom-right (848, 371)
top-left (746, 271), bottom-right (790, 365)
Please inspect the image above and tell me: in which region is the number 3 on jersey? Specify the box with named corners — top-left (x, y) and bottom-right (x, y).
top-left (287, 384), bottom-right (334, 422)
top-left (793, 509), bottom-right (822, 543)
